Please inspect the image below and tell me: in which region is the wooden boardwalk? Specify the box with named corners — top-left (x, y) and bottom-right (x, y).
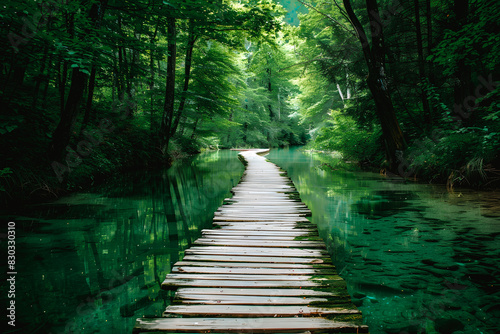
top-left (133, 149), bottom-right (368, 333)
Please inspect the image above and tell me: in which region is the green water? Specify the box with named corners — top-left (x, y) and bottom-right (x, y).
top-left (267, 147), bottom-right (500, 334)
top-left (2, 147), bottom-right (499, 334)
top-left (1, 150), bottom-right (244, 334)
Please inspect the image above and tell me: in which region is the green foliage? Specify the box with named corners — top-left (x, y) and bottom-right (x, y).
top-left (312, 111), bottom-right (383, 164)
top-left (429, 0), bottom-right (500, 76)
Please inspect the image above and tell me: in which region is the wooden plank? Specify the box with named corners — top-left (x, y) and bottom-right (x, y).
top-left (172, 294), bottom-right (332, 305)
top-left (172, 266), bottom-right (337, 275)
top-left (215, 212), bottom-right (308, 217)
top-left (172, 261), bottom-right (334, 269)
top-left (213, 217), bottom-right (311, 222)
top-left (164, 273), bottom-right (342, 281)
top-left (217, 225), bottom-right (316, 231)
top-left (181, 255), bottom-right (331, 264)
top-left (186, 246), bottom-right (328, 254)
top-left (161, 279), bottom-right (344, 289)
top-left (217, 207), bottom-right (310, 212)
top-left (216, 211), bottom-right (310, 216)
top-left (193, 239), bottom-right (326, 248)
top-left (184, 247), bottom-right (329, 258)
top-left (164, 305), bottom-right (360, 317)
top-left (174, 288), bottom-right (340, 297)
top-left (201, 230), bottom-right (318, 237)
top-left (133, 317), bottom-right (369, 333)
top-left (199, 235), bottom-right (310, 241)
top-left (223, 203), bottom-right (309, 208)
top-left (198, 235), bottom-right (322, 242)
top-left (214, 213), bottom-right (308, 218)
top-left (214, 222), bottom-right (312, 226)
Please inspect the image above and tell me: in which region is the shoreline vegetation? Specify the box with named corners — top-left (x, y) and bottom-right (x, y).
top-left (1, 0), bottom-right (499, 207)
top-left (1, 145), bottom-right (498, 210)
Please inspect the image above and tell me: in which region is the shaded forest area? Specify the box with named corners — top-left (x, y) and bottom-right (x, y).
top-left (1, 0), bottom-right (499, 205)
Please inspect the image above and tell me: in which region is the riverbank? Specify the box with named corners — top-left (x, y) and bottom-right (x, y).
top-left (302, 148), bottom-right (500, 191)
top-left (0, 133), bottom-right (213, 209)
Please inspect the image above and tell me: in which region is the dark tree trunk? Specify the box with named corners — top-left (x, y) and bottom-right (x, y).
top-left (452, 0), bottom-right (472, 122)
top-left (59, 58), bottom-right (68, 115)
top-left (191, 118), bottom-right (200, 140)
top-left (49, 0), bottom-right (108, 161)
top-left (425, 0), bottom-right (434, 82)
top-left (149, 18), bottom-right (160, 134)
top-left (32, 43), bottom-right (49, 109)
top-left (414, 0), bottom-right (432, 126)
top-left (49, 69), bottom-right (87, 160)
top-left (343, 0), bottom-right (406, 169)
top-left (171, 20), bottom-right (197, 137)
top-left (160, 16), bottom-right (177, 155)
top-left (83, 65), bottom-right (98, 126)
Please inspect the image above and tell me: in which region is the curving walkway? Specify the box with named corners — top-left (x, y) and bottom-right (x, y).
top-left (133, 149), bottom-right (368, 333)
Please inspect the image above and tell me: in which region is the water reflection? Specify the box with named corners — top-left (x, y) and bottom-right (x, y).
top-left (1, 150), bottom-right (244, 334)
top-left (267, 147), bottom-right (500, 334)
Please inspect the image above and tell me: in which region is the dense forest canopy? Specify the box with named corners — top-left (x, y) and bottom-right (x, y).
top-left (1, 0), bottom-right (499, 203)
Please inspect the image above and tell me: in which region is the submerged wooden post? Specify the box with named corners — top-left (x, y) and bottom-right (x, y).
top-left (133, 149), bottom-right (368, 333)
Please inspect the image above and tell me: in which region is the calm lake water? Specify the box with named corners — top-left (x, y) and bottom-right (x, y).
top-left (1, 147), bottom-right (499, 334)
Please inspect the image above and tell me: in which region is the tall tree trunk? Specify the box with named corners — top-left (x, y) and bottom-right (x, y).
top-left (425, 0), bottom-right (434, 82)
top-left (171, 20), bottom-right (197, 137)
top-left (49, 0), bottom-right (108, 161)
top-left (59, 58), bottom-right (68, 115)
top-left (414, 0), bottom-right (432, 126)
top-left (343, 0), bottom-right (406, 169)
top-left (452, 0), bottom-right (472, 122)
top-left (32, 42), bottom-right (49, 109)
top-left (150, 18), bottom-right (160, 134)
top-left (49, 69), bottom-right (87, 160)
top-left (160, 16), bottom-right (177, 155)
top-left (83, 65), bottom-right (97, 126)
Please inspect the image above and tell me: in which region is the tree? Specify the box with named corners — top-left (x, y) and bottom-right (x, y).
top-left (342, 0), bottom-right (406, 168)
top-left (48, 0), bottom-right (108, 161)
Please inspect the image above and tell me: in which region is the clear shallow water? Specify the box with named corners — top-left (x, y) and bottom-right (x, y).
top-left (267, 147), bottom-right (500, 334)
top-left (2, 147), bottom-right (499, 334)
top-left (0, 150), bottom-right (244, 334)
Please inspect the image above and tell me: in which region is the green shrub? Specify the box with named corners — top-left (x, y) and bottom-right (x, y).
top-left (312, 110), bottom-right (384, 164)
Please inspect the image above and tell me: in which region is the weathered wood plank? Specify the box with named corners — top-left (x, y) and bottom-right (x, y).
top-left (215, 212), bottom-right (308, 217)
top-left (173, 261), bottom-right (334, 269)
top-left (184, 246), bottom-right (329, 258)
top-left (164, 273), bottom-right (342, 281)
top-left (193, 239), bottom-right (326, 248)
top-left (172, 294), bottom-right (331, 305)
top-left (161, 278), bottom-right (345, 289)
top-left (223, 203), bottom-right (309, 208)
top-left (199, 235), bottom-right (312, 241)
top-left (213, 217), bottom-right (311, 223)
top-left (181, 254), bottom-right (331, 264)
top-left (163, 305), bottom-right (360, 317)
top-left (172, 266), bottom-right (337, 275)
top-left (201, 229), bottom-right (318, 237)
top-left (214, 222), bottom-right (312, 227)
top-left (174, 287), bottom-right (341, 297)
top-left (217, 225), bottom-right (317, 231)
top-left (133, 317), bottom-right (369, 333)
